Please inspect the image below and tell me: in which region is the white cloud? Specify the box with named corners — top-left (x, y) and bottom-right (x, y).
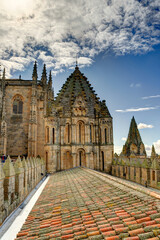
top-left (114, 145), bottom-right (122, 154)
top-left (142, 95), bottom-right (160, 100)
top-left (0, 0), bottom-right (159, 76)
top-left (153, 139), bottom-right (160, 155)
top-left (130, 83), bottom-right (141, 88)
top-left (145, 140), bottom-right (160, 156)
top-left (138, 123), bottom-right (154, 129)
top-left (116, 106), bottom-right (158, 113)
top-left (121, 137), bottom-right (126, 141)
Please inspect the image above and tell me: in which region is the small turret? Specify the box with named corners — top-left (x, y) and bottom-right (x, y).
top-left (48, 70), bottom-right (54, 100)
top-left (121, 116), bottom-right (146, 157)
top-left (32, 61), bottom-right (38, 83)
top-left (41, 64), bottom-right (47, 86)
top-left (48, 70), bottom-right (52, 89)
top-left (151, 145), bottom-right (157, 160)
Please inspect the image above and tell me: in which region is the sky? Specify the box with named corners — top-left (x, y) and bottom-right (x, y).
top-left (0, 0), bottom-right (160, 155)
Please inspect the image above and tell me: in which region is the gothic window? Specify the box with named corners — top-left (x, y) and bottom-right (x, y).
top-left (52, 128), bottom-right (55, 144)
top-left (152, 171), bottom-right (155, 181)
top-left (134, 167), bottom-right (136, 177)
top-left (46, 127), bottom-right (49, 143)
top-left (65, 123), bottom-right (71, 144)
top-left (101, 151), bottom-right (104, 171)
top-left (13, 97), bottom-right (23, 114)
top-left (68, 124), bottom-right (71, 143)
top-left (79, 122), bottom-right (82, 143)
top-left (90, 123), bottom-right (94, 143)
top-left (77, 121), bottom-right (85, 144)
top-left (99, 128), bottom-right (102, 144)
top-left (104, 128), bottom-right (107, 144)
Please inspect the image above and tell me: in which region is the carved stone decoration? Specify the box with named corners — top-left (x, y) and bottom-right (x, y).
top-left (72, 96), bottom-right (87, 116)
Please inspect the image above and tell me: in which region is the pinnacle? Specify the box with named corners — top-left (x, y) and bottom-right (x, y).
top-left (32, 61), bottom-right (38, 80)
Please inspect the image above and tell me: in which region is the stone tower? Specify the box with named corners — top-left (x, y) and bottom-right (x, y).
top-left (44, 65), bottom-right (113, 173)
top-left (121, 116), bottom-right (146, 157)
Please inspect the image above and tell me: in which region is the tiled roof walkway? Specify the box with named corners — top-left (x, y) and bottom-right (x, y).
top-left (16, 168), bottom-right (160, 240)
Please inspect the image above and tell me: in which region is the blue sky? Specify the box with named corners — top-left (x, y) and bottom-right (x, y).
top-left (0, 0), bottom-right (160, 155)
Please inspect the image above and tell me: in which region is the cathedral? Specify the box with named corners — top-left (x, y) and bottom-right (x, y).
top-left (0, 62), bottom-right (114, 173)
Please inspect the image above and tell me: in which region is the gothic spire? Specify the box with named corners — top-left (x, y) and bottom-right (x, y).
top-left (151, 144), bottom-right (156, 159)
top-left (41, 64), bottom-right (47, 86)
top-left (48, 70), bottom-right (52, 89)
top-left (121, 116), bottom-right (146, 157)
top-left (32, 61), bottom-right (38, 82)
top-left (126, 116), bottom-right (142, 145)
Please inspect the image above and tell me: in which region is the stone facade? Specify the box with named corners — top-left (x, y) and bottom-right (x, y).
top-left (112, 117), bottom-right (160, 189)
top-left (0, 63), bottom-right (114, 173)
top-left (0, 156), bottom-right (45, 225)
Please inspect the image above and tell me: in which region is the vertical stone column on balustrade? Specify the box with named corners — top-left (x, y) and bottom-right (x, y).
top-left (33, 157), bottom-right (37, 185)
top-left (41, 158), bottom-right (46, 176)
top-left (141, 158), bottom-right (151, 186)
top-left (0, 163), bottom-right (5, 225)
top-left (22, 157), bottom-right (29, 197)
top-left (36, 157), bottom-right (40, 183)
top-left (3, 156), bottom-right (16, 217)
top-left (38, 158), bottom-right (42, 182)
top-left (30, 157), bottom-right (35, 189)
top-left (14, 156), bottom-right (24, 203)
top-left (26, 157), bottom-right (32, 192)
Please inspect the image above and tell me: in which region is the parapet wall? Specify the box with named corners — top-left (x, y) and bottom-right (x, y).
top-left (111, 156), bottom-right (160, 189)
top-left (0, 156), bottom-right (46, 225)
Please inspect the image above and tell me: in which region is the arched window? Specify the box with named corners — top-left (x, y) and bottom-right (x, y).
top-left (13, 98), bottom-right (23, 114)
top-left (68, 124), bottom-right (71, 143)
top-left (101, 151), bottom-right (104, 171)
top-left (99, 128), bottom-right (102, 144)
top-left (52, 128), bottom-right (55, 144)
top-left (152, 171), bottom-right (155, 181)
top-left (104, 128), bottom-right (107, 144)
top-left (77, 121), bottom-right (85, 144)
top-left (90, 124), bottom-right (94, 143)
top-left (46, 127), bottom-right (49, 143)
top-left (65, 123), bottom-right (71, 144)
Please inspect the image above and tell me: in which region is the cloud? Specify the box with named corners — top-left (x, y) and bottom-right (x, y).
top-left (153, 139), bottom-right (160, 155)
top-left (142, 95), bottom-right (160, 100)
top-left (130, 83), bottom-right (141, 88)
top-left (116, 106), bottom-right (158, 113)
top-left (138, 123), bottom-right (154, 129)
top-left (145, 140), bottom-right (160, 156)
top-left (114, 145), bottom-right (122, 154)
top-left (121, 137), bottom-right (126, 141)
top-left (0, 0), bottom-right (160, 76)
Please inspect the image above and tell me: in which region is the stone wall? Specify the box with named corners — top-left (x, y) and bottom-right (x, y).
top-left (112, 155), bottom-right (160, 190)
top-left (0, 156), bottom-right (46, 225)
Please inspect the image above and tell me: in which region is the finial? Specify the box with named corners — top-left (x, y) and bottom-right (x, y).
top-left (76, 54), bottom-right (78, 67)
top-left (2, 68), bottom-right (5, 79)
top-left (48, 70), bottom-right (52, 88)
top-left (32, 61), bottom-right (38, 81)
top-left (41, 64), bottom-right (47, 85)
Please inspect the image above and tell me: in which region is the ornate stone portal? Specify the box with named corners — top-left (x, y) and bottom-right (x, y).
top-left (0, 63), bottom-right (114, 173)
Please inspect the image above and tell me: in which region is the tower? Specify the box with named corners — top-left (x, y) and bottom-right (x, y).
top-left (121, 116), bottom-right (146, 157)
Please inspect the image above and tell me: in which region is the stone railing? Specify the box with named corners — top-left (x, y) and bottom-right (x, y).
top-left (0, 156), bottom-right (46, 225)
top-left (111, 156), bottom-right (160, 189)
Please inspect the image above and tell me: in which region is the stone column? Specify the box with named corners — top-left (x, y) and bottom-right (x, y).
top-left (0, 163), bottom-right (5, 225)
top-left (22, 157), bottom-right (28, 197)
top-left (3, 156), bottom-right (16, 214)
top-left (14, 156), bottom-right (24, 203)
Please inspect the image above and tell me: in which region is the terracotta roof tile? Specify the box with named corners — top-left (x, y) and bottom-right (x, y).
top-left (15, 168), bottom-right (160, 240)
